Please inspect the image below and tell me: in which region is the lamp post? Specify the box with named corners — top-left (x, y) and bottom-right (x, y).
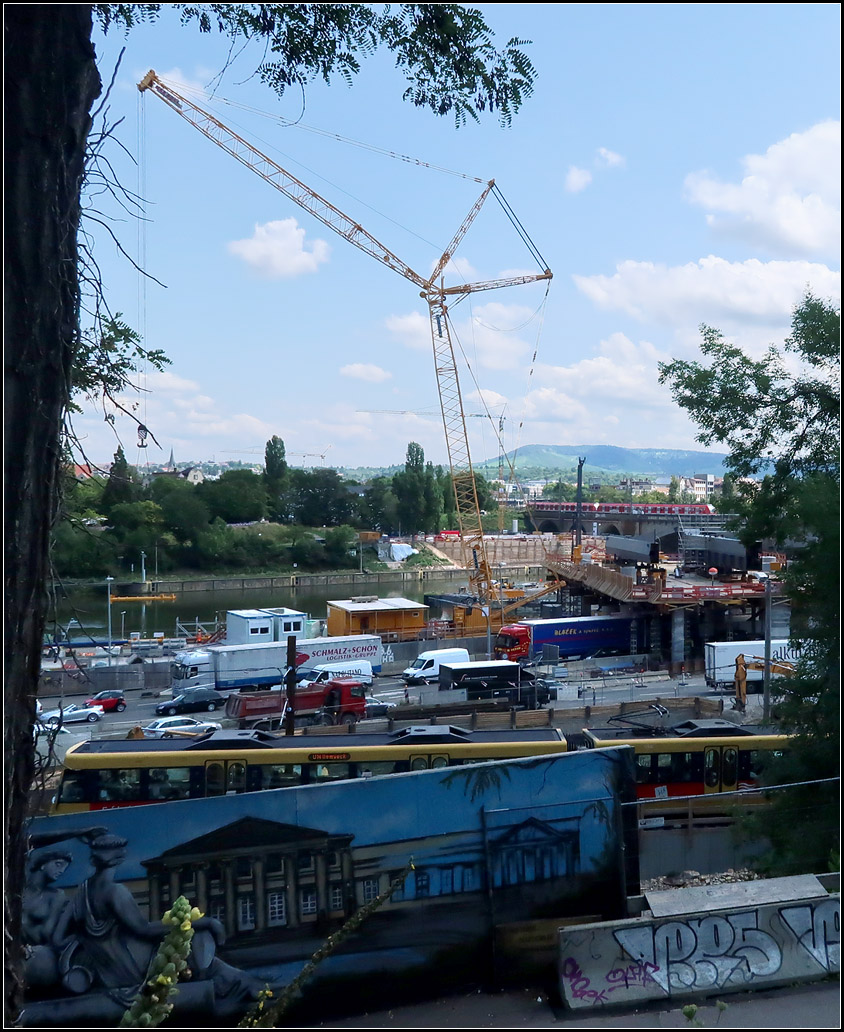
top-left (140, 550), bottom-right (146, 583)
top-left (121, 611), bottom-right (127, 640)
top-left (106, 576), bottom-right (114, 666)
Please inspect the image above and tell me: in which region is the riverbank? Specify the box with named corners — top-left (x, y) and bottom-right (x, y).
top-left (66, 565), bottom-right (547, 595)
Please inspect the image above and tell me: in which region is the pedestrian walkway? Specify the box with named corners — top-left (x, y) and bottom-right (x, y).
top-left (306, 980), bottom-right (840, 1028)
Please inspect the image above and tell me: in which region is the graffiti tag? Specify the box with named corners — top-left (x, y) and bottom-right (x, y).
top-left (779, 898), bottom-right (840, 971)
top-left (561, 957), bottom-right (609, 1004)
top-left (605, 961), bottom-right (660, 989)
top-left (614, 909), bottom-right (782, 993)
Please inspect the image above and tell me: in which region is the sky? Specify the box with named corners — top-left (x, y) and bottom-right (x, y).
top-left (74, 4), bottom-right (840, 473)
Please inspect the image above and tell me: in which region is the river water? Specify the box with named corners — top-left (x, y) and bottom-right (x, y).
top-left (52, 574), bottom-right (478, 643)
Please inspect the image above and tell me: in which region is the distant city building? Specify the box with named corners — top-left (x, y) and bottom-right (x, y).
top-left (617, 477), bottom-right (659, 497)
top-left (151, 466), bottom-right (205, 485)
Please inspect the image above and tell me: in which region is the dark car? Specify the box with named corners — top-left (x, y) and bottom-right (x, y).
top-left (155, 688), bottom-right (226, 716)
top-left (84, 689), bottom-right (127, 712)
top-left (364, 698), bottom-right (397, 719)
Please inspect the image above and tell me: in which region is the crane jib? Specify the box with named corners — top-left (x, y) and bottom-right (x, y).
top-left (138, 70), bottom-right (552, 604)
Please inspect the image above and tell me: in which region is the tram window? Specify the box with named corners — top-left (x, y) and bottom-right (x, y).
top-left (635, 754), bottom-right (653, 783)
top-left (656, 753), bottom-right (674, 783)
top-left (355, 762), bottom-right (399, 777)
top-left (149, 767), bottom-right (191, 801)
top-left (312, 763), bottom-right (351, 782)
top-left (654, 753), bottom-right (689, 784)
top-left (97, 768), bottom-right (141, 802)
top-left (206, 762), bottom-right (225, 796)
top-left (227, 761), bottom-right (247, 793)
top-left (722, 747), bottom-right (738, 789)
top-left (263, 763), bottom-right (303, 788)
top-left (704, 749), bottom-right (721, 788)
top-left (58, 770), bottom-right (88, 803)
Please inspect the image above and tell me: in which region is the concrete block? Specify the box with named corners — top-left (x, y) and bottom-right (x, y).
top-left (558, 877), bottom-right (839, 1010)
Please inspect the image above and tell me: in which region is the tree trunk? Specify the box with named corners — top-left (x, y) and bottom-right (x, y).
top-left (3, 6), bottom-right (100, 1021)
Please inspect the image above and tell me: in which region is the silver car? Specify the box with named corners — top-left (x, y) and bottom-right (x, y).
top-left (42, 702), bottom-right (104, 725)
top-left (142, 715), bottom-right (222, 739)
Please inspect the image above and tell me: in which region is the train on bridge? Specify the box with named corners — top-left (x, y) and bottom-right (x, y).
top-left (528, 501), bottom-right (716, 516)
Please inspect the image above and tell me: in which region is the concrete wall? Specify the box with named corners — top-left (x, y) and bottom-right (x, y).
top-left (557, 876), bottom-right (839, 1010)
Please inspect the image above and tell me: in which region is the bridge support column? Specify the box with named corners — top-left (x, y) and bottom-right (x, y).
top-left (671, 608), bottom-right (686, 673)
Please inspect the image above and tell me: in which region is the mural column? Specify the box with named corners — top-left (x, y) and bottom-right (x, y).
top-left (148, 876), bottom-right (162, 920)
top-left (253, 857), bottom-right (266, 932)
top-left (168, 867), bottom-right (181, 905)
top-left (315, 852), bottom-right (328, 916)
top-left (341, 850), bottom-right (355, 917)
top-left (196, 863), bottom-right (208, 915)
top-left (223, 861), bottom-right (237, 939)
top-left (286, 859), bottom-right (299, 930)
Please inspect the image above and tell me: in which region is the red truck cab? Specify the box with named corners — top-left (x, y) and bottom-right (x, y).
top-left (493, 624), bottom-right (531, 663)
top-left (225, 678), bottom-right (367, 728)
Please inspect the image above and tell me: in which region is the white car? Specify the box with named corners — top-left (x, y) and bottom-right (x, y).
top-left (42, 702), bottom-right (105, 725)
top-left (142, 716), bottom-right (222, 739)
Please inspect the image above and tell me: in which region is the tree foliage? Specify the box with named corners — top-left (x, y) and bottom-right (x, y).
top-left (94, 4), bottom-right (535, 127)
top-left (5, 7), bottom-right (538, 1016)
top-left (659, 293), bottom-right (840, 874)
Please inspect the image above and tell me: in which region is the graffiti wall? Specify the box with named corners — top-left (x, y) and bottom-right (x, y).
top-left (558, 876), bottom-right (839, 1009)
top-left (22, 746), bottom-right (636, 1025)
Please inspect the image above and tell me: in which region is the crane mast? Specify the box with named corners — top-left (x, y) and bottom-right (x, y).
top-left (138, 71), bottom-right (552, 601)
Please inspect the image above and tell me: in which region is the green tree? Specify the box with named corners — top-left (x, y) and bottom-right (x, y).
top-left (198, 469), bottom-right (268, 523)
top-left (290, 468), bottom-right (355, 527)
top-left (422, 461), bottom-right (443, 532)
top-left (363, 476), bottom-right (399, 533)
top-left (4, 7), bottom-right (537, 1013)
top-left (659, 293), bottom-right (840, 875)
top-left (264, 435), bottom-right (289, 520)
top-left (100, 445), bottom-right (140, 514)
top-left (394, 442), bottom-right (427, 533)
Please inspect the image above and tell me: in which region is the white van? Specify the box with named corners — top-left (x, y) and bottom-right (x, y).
top-left (298, 660), bottom-right (374, 688)
top-left (401, 648), bottom-right (471, 685)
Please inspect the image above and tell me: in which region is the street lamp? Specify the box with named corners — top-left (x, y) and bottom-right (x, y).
top-left (140, 550), bottom-right (147, 582)
top-left (106, 576), bottom-right (114, 667)
top-left (121, 611), bottom-right (127, 640)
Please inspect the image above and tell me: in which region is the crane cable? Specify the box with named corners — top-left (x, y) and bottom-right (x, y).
top-left (136, 87), bottom-right (150, 470)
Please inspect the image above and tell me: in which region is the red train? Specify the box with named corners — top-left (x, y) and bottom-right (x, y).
top-left (529, 501), bottom-right (716, 516)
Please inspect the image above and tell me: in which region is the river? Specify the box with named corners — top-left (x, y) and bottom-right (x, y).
top-left (51, 573), bottom-right (500, 643)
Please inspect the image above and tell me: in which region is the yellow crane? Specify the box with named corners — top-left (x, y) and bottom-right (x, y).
top-left (138, 71), bottom-right (552, 602)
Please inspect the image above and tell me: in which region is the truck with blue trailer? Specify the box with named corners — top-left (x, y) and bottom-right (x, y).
top-left (494, 615), bottom-right (638, 664)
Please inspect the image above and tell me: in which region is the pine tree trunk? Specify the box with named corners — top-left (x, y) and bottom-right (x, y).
top-left (3, 6), bottom-right (100, 1021)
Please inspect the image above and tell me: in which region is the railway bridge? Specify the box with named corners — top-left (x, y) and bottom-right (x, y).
top-left (523, 503), bottom-right (733, 538)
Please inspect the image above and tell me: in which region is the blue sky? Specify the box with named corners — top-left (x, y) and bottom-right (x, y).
top-left (74, 4), bottom-right (840, 472)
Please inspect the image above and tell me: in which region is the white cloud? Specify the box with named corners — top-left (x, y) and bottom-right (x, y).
top-left (228, 218), bottom-right (331, 278)
top-left (340, 363), bottom-right (392, 383)
top-left (513, 333), bottom-right (704, 448)
top-left (574, 256), bottom-right (840, 325)
top-left (565, 166), bottom-right (593, 193)
top-left (596, 147), bottom-right (625, 168)
top-left (684, 121), bottom-right (840, 257)
top-left (385, 310), bottom-right (430, 351)
top-left (439, 255), bottom-right (479, 285)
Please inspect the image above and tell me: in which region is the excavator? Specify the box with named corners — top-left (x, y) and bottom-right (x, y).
top-left (733, 653), bottom-right (796, 711)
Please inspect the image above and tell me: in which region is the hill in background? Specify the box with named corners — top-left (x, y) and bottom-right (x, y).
top-left (342, 444), bottom-right (728, 482)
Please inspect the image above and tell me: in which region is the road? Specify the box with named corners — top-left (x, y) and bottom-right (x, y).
top-left (36, 667), bottom-right (750, 768)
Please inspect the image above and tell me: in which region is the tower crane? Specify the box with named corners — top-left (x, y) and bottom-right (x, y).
top-left (138, 71), bottom-right (552, 602)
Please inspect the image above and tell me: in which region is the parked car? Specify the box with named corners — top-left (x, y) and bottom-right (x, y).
top-left (84, 689), bottom-right (127, 712)
top-left (155, 688), bottom-right (226, 716)
top-left (142, 716), bottom-right (222, 739)
top-left (364, 698), bottom-right (398, 719)
top-left (42, 702), bottom-right (105, 725)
